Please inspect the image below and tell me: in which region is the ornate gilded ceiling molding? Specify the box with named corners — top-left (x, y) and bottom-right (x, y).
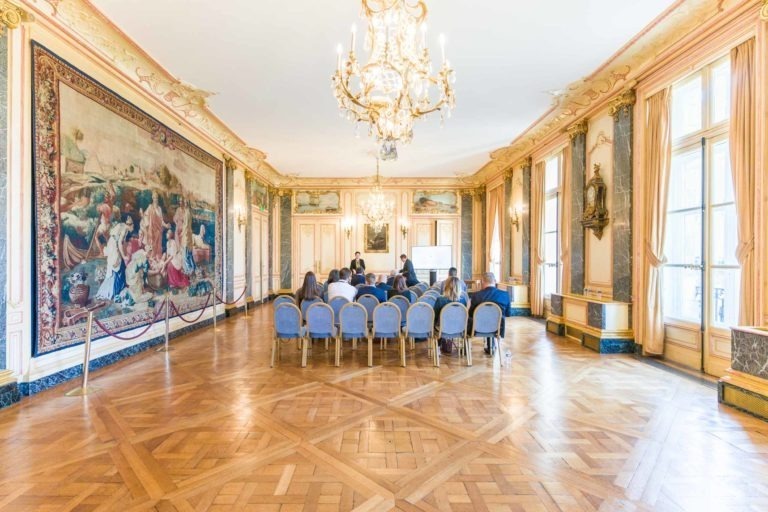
top-left (223, 154), bottom-right (237, 172)
top-left (0, 1), bottom-right (32, 33)
top-left (566, 119), bottom-right (589, 140)
top-left (608, 89), bottom-right (637, 120)
top-left (479, 0), bottom-right (738, 183)
top-left (26, 0), bottom-right (279, 184)
top-left (519, 156), bottom-right (532, 170)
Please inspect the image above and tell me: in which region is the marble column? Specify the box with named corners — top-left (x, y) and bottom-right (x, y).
top-left (479, 189), bottom-right (487, 275)
top-left (268, 189), bottom-right (276, 296)
top-left (279, 193), bottom-right (292, 290)
top-left (0, 33), bottom-right (6, 370)
top-left (521, 159), bottom-right (532, 285)
top-left (503, 173), bottom-right (512, 282)
top-left (245, 177), bottom-right (253, 301)
top-left (460, 192), bottom-right (473, 280)
top-left (568, 119), bottom-right (588, 295)
top-left (610, 91), bottom-right (635, 303)
top-left (225, 160), bottom-right (235, 302)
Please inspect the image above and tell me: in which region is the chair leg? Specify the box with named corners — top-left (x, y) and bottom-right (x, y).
top-left (434, 337), bottom-right (440, 367)
top-left (335, 336), bottom-right (341, 367)
top-left (466, 336), bottom-right (473, 367)
top-left (325, 338), bottom-right (329, 350)
top-left (400, 336), bottom-right (406, 367)
top-left (368, 336), bottom-right (373, 367)
top-left (301, 337), bottom-right (308, 368)
top-left (353, 337), bottom-right (357, 350)
top-left (271, 337), bottom-right (277, 368)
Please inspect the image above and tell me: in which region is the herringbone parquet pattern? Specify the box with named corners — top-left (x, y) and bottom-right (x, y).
top-left (0, 305), bottom-right (766, 511)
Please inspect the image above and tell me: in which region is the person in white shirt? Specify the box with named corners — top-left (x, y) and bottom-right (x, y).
top-left (327, 267), bottom-right (357, 302)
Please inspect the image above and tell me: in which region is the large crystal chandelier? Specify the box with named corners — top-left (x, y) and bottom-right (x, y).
top-left (361, 159), bottom-right (395, 233)
top-left (332, 0), bottom-right (456, 160)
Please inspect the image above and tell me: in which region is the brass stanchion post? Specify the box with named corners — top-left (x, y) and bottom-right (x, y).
top-left (213, 288), bottom-right (218, 331)
top-left (65, 312), bottom-right (100, 396)
top-left (157, 293), bottom-right (173, 352)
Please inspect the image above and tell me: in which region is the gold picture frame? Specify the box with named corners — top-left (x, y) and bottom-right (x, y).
top-left (364, 223), bottom-right (389, 253)
top-left (412, 190), bottom-right (459, 214)
top-left (293, 190), bottom-right (342, 215)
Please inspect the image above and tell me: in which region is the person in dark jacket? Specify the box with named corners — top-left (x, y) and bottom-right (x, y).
top-left (399, 253), bottom-right (418, 287)
top-left (349, 251), bottom-right (366, 273)
top-left (376, 274), bottom-right (393, 294)
top-left (356, 273), bottom-right (387, 302)
top-left (468, 272), bottom-right (512, 354)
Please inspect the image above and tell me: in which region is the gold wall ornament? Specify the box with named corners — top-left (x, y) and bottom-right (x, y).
top-left (608, 89), bottom-right (637, 120)
top-left (582, 163), bottom-right (609, 239)
top-left (224, 155), bottom-right (237, 172)
top-left (0, 0), bottom-right (31, 32)
top-left (762, 0), bottom-right (768, 20)
top-left (566, 118), bottom-right (589, 140)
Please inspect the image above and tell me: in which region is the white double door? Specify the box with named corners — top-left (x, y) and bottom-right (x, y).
top-left (295, 219), bottom-right (340, 287)
top-left (250, 209), bottom-right (269, 302)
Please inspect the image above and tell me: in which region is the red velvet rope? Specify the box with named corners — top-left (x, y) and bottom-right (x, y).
top-left (215, 287), bottom-right (247, 306)
top-left (92, 299), bottom-right (167, 341)
top-left (170, 294), bottom-right (212, 324)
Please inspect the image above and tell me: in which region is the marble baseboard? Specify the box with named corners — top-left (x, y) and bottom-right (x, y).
top-left (510, 307), bottom-right (532, 317)
top-left (582, 334), bottom-right (635, 354)
top-left (547, 320), bottom-right (565, 336)
top-left (0, 381), bottom-right (20, 409)
top-left (719, 369), bottom-right (768, 422)
top-left (19, 315), bottom-right (223, 397)
top-left (731, 327), bottom-right (768, 379)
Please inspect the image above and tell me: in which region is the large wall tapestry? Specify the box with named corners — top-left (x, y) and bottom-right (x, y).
top-left (32, 43), bottom-right (223, 356)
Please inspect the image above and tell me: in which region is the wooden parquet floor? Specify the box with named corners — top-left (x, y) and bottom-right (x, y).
top-left (1, 307), bottom-right (767, 511)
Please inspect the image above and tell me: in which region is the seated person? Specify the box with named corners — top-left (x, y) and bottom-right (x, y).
top-left (432, 267), bottom-right (466, 294)
top-left (327, 267), bottom-right (357, 302)
top-left (468, 272), bottom-right (513, 354)
top-left (295, 271), bottom-right (323, 307)
top-left (322, 269), bottom-right (340, 297)
top-left (386, 270), bottom-right (397, 286)
top-left (433, 277), bottom-right (468, 354)
top-left (351, 267), bottom-right (366, 286)
top-left (356, 273), bottom-right (387, 302)
top-left (387, 274), bottom-right (409, 300)
top-left (376, 274), bottom-right (393, 294)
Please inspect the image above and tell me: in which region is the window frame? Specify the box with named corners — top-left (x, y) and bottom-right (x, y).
top-left (542, 152), bottom-right (562, 298)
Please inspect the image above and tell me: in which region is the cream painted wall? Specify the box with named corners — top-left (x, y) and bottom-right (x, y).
top-left (585, 110), bottom-right (614, 297)
top-left (232, 169), bottom-right (248, 305)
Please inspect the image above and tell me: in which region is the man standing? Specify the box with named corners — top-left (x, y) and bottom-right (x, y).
top-left (328, 267), bottom-right (357, 302)
top-left (468, 272), bottom-right (512, 354)
top-left (349, 251), bottom-right (366, 273)
top-left (399, 253), bottom-right (418, 287)
top-left (356, 273), bottom-right (387, 302)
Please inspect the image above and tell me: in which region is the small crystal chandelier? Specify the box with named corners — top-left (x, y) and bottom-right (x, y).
top-left (361, 158), bottom-right (394, 233)
top-left (332, 0), bottom-right (456, 160)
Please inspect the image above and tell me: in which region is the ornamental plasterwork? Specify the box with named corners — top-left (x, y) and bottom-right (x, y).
top-left (762, 0), bottom-right (768, 20)
top-left (475, 0), bottom-right (743, 183)
top-left (0, 0), bottom-right (32, 32)
top-left (27, 0), bottom-right (279, 184)
top-left (588, 131), bottom-right (614, 156)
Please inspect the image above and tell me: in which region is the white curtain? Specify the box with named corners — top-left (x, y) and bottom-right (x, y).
top-left (530, 160), bottom-right (546, 316)
top-left (559, 148), bottom-right (571, 295)
top-left (730, 39), bottom-right (757, 326)
top-left (642, 88), bottom-right (672, 355)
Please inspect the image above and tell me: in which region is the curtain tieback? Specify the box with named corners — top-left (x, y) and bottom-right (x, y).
top-left (735, 238), bottom-right (754, 263)
top-left (645, 242), bottom-right (666, 268)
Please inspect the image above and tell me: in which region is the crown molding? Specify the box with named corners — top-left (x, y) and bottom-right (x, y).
top-left (26, 0), bottom-right (281, 184)
top-left (566, 118), bottom-right (590, 140)
top-left (474, 0), bottom-right (745, 184)
top-left (609, 89), bottom-right (637, 119)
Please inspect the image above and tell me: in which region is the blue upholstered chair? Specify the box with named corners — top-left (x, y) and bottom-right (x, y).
top-left (271, 303), bottom-right (303, 367)
top-left (417, 295), bottom-right (436, 308)
top-left (470, 302), bottom-right (503, 360)
top-left (303, 302), bottom-right (336, 367)
top-left (273, 295), bottom-right (296, 308)
top-left (389, 295), bottom-right (410, 328)
top-left (437, 303), bottom-right (469, 367)
top-left (328, 296), bottom-right (349, 327)
top-left (372, 302), bottom-right (405, 367)
top-left (300, 298), bottom-right (323, 324)
top-left (357, 294), bottom-right (380, 327)
top-left (337, 302), bottom-right (370, 367)
top-left (409, 286), bottom-right (424, 298)
top-left (401, 290), bottom-right (417, 304)
top-left (405, 302), bottom-right (436, 365)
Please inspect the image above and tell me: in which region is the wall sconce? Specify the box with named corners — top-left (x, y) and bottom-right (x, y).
top-left (400, 218), bottom-right (409, 239)
top-left (341, 218), bottom-right (353, 239)
top-left (510, 204), bottom-right (521, 232)
top-left (235, 206), bottom-right (246, 232)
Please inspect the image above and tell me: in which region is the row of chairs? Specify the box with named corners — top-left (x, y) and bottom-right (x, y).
top-left (271, 297), bottom-right (504, 369)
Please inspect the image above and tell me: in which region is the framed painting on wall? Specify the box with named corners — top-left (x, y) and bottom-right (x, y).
top-left (31, 42), bottom-right (223, 356)
top-left (251, 180), bottom-right (268, 212)
top-left (294, 190), bottom-right (342, 214)
top-left (364, 224), bottom-right (389, 253)
top-left (412, 190), bottom-right (459, 214)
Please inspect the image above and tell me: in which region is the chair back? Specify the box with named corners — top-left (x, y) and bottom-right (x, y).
top-left (471, 302), bottom-right (503, 337)
top-left (372, 302), bottom-right (402, 339)
top-left (439, 302), bottom-right (468, 338)
top-left (273, 295), bottom-right (296, 308)
top-left (306, 302), bottom-right (335, 338)
top-left (357, 294), bottom-right (380, 321)
top-left (274, 303), bottom-right (302, 338)
top-left (406, 302), bottom-right (434, 338)
top-left (416, 282), bottom-right (428, 293)
top-left (417, 295), bottom-right (436, 308)
top-left (402, 290), bottom-right (417, 304)
top-left (409, 286), bottom-right (424, 298)
top-left (300, 298), bottom-right (323, 321)
top-left (423, 290), bottom-right (440, 298)
top-left (389, 295), bottom-right (410, 325)
top-left (328, 296), bottom-right (350, 326)
top-left (339, 302), bottom-right (368, 339)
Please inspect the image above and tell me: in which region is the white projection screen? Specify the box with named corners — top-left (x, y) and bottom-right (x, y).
top-left (411, 246), bottom-right (453, 270)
